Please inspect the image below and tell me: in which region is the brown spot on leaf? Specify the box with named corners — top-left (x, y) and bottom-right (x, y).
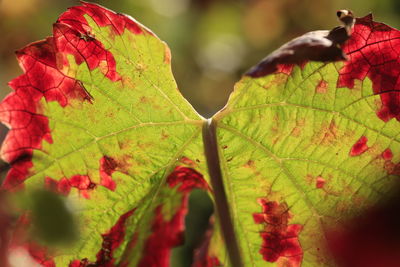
top-left (351, 193), bottom-right (366, 207)
top-left (381, 148), bottom-right (400, 176)
top-left (253, 199), bottom-right (303, 266)
top-left (99, 156), bottom-right (118, 191)
top-left (161, 130), bottom-right (169, 140)
top-left (271, 115), bottom-right (280, 133)
top-left (140, 96), bottom-right (149, 103)
top-left (135, 63), bottom-right (147, 73)
top-left (305, 174), bottom-right (314, 185)
top-left (137, 141), bottom-right (153, 150)
top-left (243, 159), bottom-right (263, 179)
top-left (335, 201), bottom-right (350, 213)
top-left (244, 160), bottom-right (255, 168)
top-left (315, 80), bottom-right (328, 93)
top-left (290, 127), bottom-right (302, 138)
top-left (271, 115), bottom-right (282, 144)
top-left (290, 118), bottom-right (305, 137)
top-left (312, 120), bottom-right (340, 146)
top-left (179, 157), bottom-right (197, 168)
top-left (164, 47), bottom-right (172, 64)
top-left (306, 174), bottom-right (342, 197)
top-left (349, 136), bottom-right (369, 156)
top-left (322, 120), bottom-right (338, 145)
top-left (262, 72), bottom-right (291, 91)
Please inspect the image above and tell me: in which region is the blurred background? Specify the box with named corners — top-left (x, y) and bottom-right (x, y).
top-left (0, 1), bottom-right (399, 266)
top-left (0, 0), bottom-right (399, 117)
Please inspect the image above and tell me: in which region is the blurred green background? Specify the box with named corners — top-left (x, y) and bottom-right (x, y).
top-left (0, 0), bottom-right (399, 117)
top-left (0, 0), bottom-right (399, 266)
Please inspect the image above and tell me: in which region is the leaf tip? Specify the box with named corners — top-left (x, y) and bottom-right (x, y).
top-left (245, 11), bottom-right (354, 78)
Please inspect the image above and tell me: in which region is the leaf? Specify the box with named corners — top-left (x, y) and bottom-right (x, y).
top-left (0, 3), bottom-right (216, 266)
top-left (212, 12), bottom-right (400, 266)
top-left (246, 10), bottom-right (355, 78)
top-left (1, 3), bottom-right (400, 267)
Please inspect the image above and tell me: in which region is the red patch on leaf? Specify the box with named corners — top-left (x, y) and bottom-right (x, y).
top-left (382, 148), bottom-right (393, 161)
top-left (179, 156), bottom-right (197, 168)
top-left (53, 23), bottom-right (121, 82)
top-left (137, 205), bottom-right (184, 267)
top-left (70, 209), bottom-right (135, 267)
top-left (316, 176), bottom-right (326, 189)
top-left (166, 166), bottom-right (209, 193)
top-left (1, 3), bottom-right (148, 189)
top-left (58, 2), bottom-right (142, 37)
top-left (381, 148), bottom-right (400, 176)
top-left (55, 3), bottom-right (145, 81)
top-left (349, 136), bottom-right (369, 156)
top-left (2, 158), bottom-right (32, 191)
top-left (253, 199), bottom-right (303, 266)
top-left (138, 167), bottom-right (209, 267)
top-left (96, 209), bottom-right (136, 266)
top-left (276, 64), bottom-right (294, 75)
top-left (45, 177), bottom-right (71, 196)
top-left (45, 175), bottom-right (96, 199)
top-left (0, 37), bottom-right (89, 190)
top-left (99, 156), bottom-right (118, 191)
top-left (315, 79), bottom-right (328, 93)
top-left (339, 15), bottom-right (400, 122)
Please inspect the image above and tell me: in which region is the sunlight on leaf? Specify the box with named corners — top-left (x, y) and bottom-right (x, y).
top-left (1, 3), bottom-right (400, 267)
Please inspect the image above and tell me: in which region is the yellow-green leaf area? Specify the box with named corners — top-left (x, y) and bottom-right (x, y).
top-left (20, 7), bottom-right (206, 266)
top-left (213, 61), bottom-right (400, 266)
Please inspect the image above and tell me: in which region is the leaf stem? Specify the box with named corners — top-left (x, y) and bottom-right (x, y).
top-left (202, 118), bottom-right (243, 267)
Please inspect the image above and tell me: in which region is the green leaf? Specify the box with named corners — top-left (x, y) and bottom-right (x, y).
top-left (0, 3), bottom-right (216, 266)
top-left (212, 13), bottom-right (400, 266)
